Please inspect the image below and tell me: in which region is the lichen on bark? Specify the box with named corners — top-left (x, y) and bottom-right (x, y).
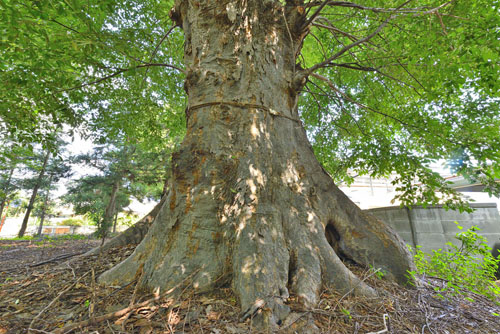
top-left (99, 1), bottom-right (415, 330)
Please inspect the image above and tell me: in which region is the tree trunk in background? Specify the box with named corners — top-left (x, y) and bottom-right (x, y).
top-left (100, 2), bottom-right (414, 330)
top-left (18, 151), bottom-right (50, 238)
top-left (99, 179), bottom-right (120, 237)
top-left (84, 195), bottom-right (167, 256)
top-left (36, 182), bottom-right (52, 236)
top-left (112, 212), bottom-right (118, 233)
top-left (84, 176), bottom-right (170, 255)
top-left (0, 167), bottom-right (14, 222)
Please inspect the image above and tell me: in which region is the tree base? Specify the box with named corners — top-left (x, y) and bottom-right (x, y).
top-left (99, 104), bottom-right (414, 330)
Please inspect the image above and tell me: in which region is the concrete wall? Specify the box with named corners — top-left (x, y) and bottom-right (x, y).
top-left (366, 203), bottom-right (500, 253)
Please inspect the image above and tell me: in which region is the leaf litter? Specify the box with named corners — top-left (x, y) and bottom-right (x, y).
top-left (0, 238), bottom-right (499, 333)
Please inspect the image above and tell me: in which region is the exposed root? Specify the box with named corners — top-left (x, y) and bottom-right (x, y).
top-left (97, 102), bottom-right (414, 331)
top-left (3, 239), bottom-right (498, 334)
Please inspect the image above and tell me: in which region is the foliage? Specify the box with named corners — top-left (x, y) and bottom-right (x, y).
top-left (0, 235), bottom-right (34, 241)
top-left (296, 0), bottom-right (500, 208)
top-left (5, 197), bottom-right (25, 217)
top-left (58, 217), bottom-right (85, 227)
top-left (0, 141), bottom-right (29, 209)
top-left (408, 223), bottom-right (500, 303)
top-left (1, 0), bottom-right (499, 210)
top-left (116, 212), bottom-right (140, 227)
top-left (32, 194), bottom-right (56, 218)
top-left (63, 175), bottom-right (130, 236)
top-left (0, 0), bottom-right (185, 148)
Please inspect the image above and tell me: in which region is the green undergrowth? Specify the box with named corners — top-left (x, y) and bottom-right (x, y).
top-left (1, 234), bottom-right (91, 245)
top-left (408, 223), bottom-right (500, 305)
top-left (0, 235), bottom-right (36, 241)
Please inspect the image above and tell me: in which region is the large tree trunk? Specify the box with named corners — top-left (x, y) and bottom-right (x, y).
top-left (100, 2), bottom-right (414, 329)
top-left (18, 151), bottom-right (50, 237)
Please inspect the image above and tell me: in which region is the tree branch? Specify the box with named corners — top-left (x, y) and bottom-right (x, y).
top-left (304, 1), bottom-right (454, 14)
top-left (305, 9), bottom-right (401, 74)
top-left (309, 72), bottom-right (461, 146)
top-left (143, 25), bottom-right (179, 84)
top-left (310, 72), bottom-right (415, 130)
top-left (62, 63), bottom-right (185, 92)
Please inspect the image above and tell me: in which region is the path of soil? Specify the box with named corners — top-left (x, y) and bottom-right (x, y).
top-left (0, 238), bottom-right (499, 333)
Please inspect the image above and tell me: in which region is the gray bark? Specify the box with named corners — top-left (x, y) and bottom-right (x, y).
top-left (36, 188), bottom-right (51, 236)
top-left (112, 212), bottom-right (118, 233)
top-left (100, 2), bottom-right (415, 330)
top-left (100, 179), bottom-right (120, 237)
top-left (18, 151), bottom-right (50, 238)
top-left (36, 173), bottom-right (54, 237)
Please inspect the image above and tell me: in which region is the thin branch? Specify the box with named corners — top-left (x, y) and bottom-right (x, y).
top-left (29, 252), bottom-right (85, 267)
top-left (310, 72), bottom-right (413, 128)
top-left (305, 1), bottom-right (453, 14)
top-left (50, 19), bottom-right (80, 34)
top-left (143, 25), bottom-right (178, 84)
top-left (313, 21), bottom-right (359, 42)
top-left (62, 63), bottom-right (185, 92)
top-left (29, 271), bottom-right (91, 332)
top-left (314, 16), bottom-right (381, 51)
top-left (419, 1), bottom-right (455, 15)
top-left (148, 26), bottom-right (177, 65)
top-left (308, 31), bottom-right (329, 62)
top-left (305, 3), bottom-right (404, 74)
top-left (325, 62), bottom-right (376, 72)
top-left (303, 0), bottom-right (331, 29)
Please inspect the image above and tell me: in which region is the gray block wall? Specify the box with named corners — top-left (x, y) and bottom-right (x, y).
top-left (366, 203), bottom-right (500, 254)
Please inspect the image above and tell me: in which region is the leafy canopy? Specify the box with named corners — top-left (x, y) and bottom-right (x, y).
top-left (1, 0), bottom-right (499, 208)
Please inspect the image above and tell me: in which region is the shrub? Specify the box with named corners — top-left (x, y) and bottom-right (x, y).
top-left (408, 222), bottom-right (500, 303)
top-left (58, 218), bottom-right (84, 226)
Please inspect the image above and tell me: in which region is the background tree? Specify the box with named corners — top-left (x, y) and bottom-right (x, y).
top-left (0, 140), bottom-right (31, 223)
top-left (64, 175), bottom-right (131, 237)
top-left (17, 137), bottom-right (70, 237)
top-left (32, 192), bottom-right (57, 236)
top-left (33, 156), bottom-right (72, 236)
top-left (0, 160), bottom-right (19, 225)
top-left (68, 140), bottom-right (172, 237)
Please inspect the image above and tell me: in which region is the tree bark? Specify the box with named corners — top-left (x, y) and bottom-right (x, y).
top-left (18, 151), bottom-right (50, 238)
top-left (84, 175), bottom-right (170, 255)
top-left (100, 179), bottom-right (120, 237)
top-left (100, 2), bottom-right (414, 329)
top-left (112, 212), bottom-right (118, 233)
top-left (36, 181), bottom-right (52, 237)
top-left (0, 167), bottom-right (15, 222)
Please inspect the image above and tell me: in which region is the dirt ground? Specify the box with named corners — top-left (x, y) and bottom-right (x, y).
top-left (0, 237), bottom-right (499, 334)
top-left (0, 237), bottom-right (100, 270)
